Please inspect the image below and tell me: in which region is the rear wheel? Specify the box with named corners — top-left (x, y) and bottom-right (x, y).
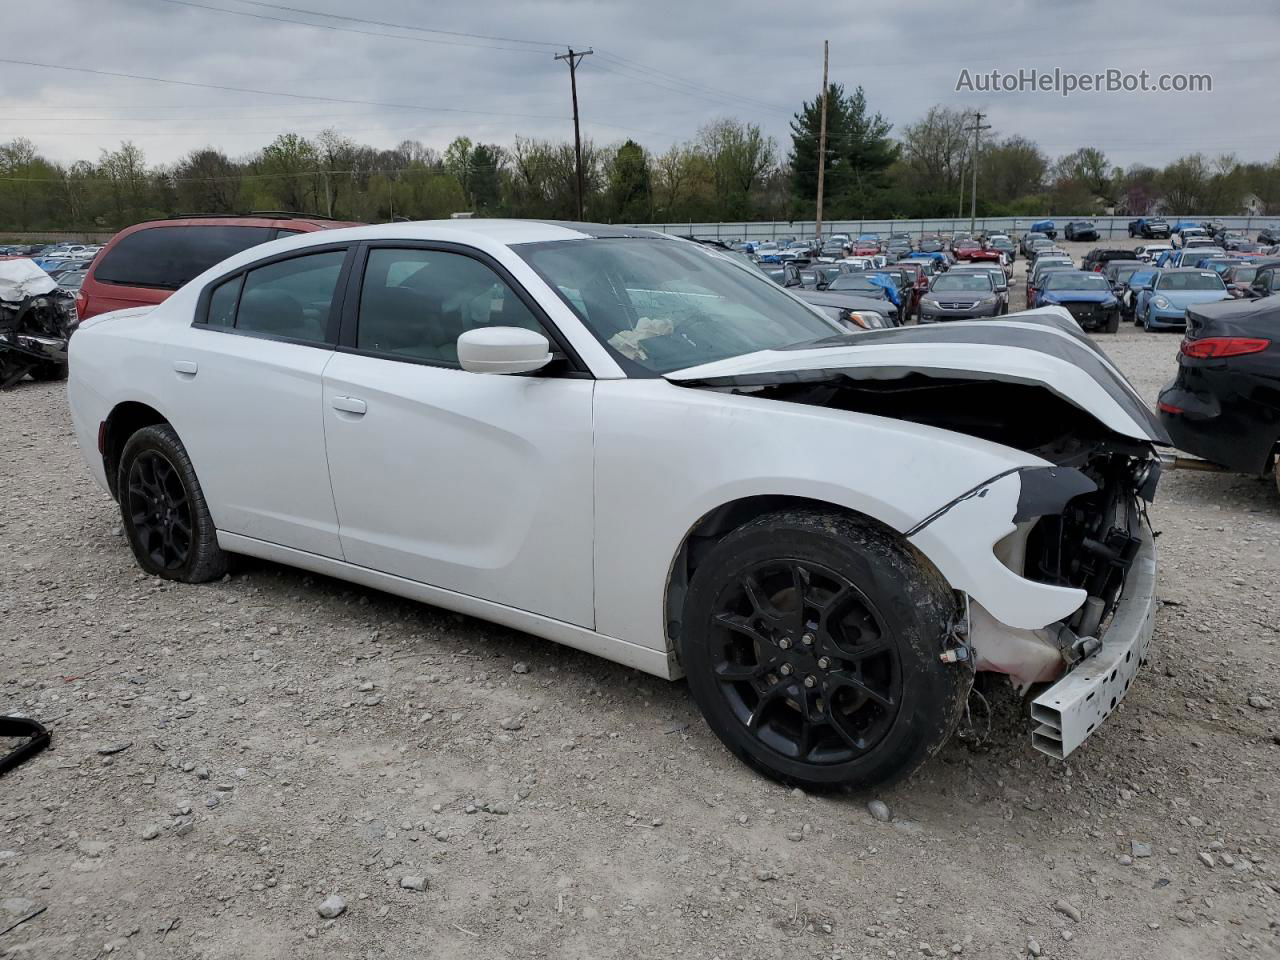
top-left (679, 510), bottom-right (969, 791)
top-left (118, 424), bottom-right (227, 582)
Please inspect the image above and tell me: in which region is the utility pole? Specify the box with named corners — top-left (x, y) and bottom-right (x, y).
top-left (814, 40), bottom-right (829, 241)
top-left (554, 47), bottom-right (593, 221)
top-left (968, 110), bottom-right (991, 234)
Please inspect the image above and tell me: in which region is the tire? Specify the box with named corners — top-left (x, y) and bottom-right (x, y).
top-left (1103, 310), bottom-right (1120, 333)
top-left (118, 423), bottom-right (228, 583)
top-left (679, 509), bottom-right (970, 791)
top-left (29, 362), bottom-right (68, 382)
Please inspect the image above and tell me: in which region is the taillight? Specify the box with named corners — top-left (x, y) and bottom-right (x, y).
top-left (1157, 400), bottom-right (1185, 415)
top-left (1180, 337), bottom-right (1270, 358)
top-left (74, 290), bottom-right (87, 318)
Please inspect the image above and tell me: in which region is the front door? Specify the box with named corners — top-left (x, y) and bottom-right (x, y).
top-left (320, 244), bottom-right (595, 627)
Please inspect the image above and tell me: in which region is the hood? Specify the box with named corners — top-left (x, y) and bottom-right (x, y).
top-left (1156, 290), bottom-right (1229, 307)
top-left (1041, 290), bottom-right (1117, 304)
top-left (0, 259), bottom-right (56, 301)
top-left (666, 306), bottom-right (1167, 444)
top-left (795, 289), bottom-right (892, 311)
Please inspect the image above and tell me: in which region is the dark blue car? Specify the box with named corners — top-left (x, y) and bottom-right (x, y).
top-left (1033, 270), bottom-right (1120, 332)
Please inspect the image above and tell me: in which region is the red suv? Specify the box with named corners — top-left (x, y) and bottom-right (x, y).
top-left (77, 213), bottom-right (359, 321)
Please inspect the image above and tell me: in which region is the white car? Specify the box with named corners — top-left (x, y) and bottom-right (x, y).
top-left (1135, 243), bottom-right (1172, 263)
top-left (68, 220), bottom-right (1164, 789)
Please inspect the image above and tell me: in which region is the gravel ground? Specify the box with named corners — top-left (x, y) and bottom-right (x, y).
top-left (3, 243), bottom-right (1279, 960)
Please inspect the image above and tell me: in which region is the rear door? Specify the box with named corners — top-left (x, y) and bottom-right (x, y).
top-left (164, 244), bottom-right (352, 558)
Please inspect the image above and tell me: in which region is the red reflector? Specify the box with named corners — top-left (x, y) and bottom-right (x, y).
top-left (1157, 401), bottom-right (1185, 415)
top-left (1180, 336), bottom-right (1271, 359)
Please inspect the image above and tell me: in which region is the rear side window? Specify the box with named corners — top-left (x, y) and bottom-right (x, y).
top-left (235, 251), bottom-right (346, 343)
top-left (93, 225), bottom-right (275, 289)
top-left (199, 250), bottom-right (345, 345)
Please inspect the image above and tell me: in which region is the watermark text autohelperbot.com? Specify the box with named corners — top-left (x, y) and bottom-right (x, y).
top-left (956, 68), bottom-right (1212, 98)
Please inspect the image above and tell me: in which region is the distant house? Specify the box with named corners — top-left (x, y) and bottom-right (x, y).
top-left (1240, 193), bottom-right (1265, 216)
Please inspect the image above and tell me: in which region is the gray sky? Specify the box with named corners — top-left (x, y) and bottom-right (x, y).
top-left (3, 0), bottom-right (1275, 169)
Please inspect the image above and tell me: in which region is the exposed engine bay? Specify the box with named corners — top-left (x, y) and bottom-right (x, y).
top-left (0, 260), bottom-right (77, 389)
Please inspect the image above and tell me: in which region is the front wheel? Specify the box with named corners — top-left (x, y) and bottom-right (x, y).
top-left (30, 362), bottom-right (68, 382)
top-left (679, 510), bottom-right (970, 791)
top-left (118, 424), bottom-right (228, 582)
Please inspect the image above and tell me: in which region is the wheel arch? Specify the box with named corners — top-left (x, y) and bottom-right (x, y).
top-left (102, 400), bottom-right (169, 499)
top-left (662, 495), bottom-right (952, 672)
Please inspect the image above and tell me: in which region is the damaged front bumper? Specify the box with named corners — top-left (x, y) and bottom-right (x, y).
top-left (908, 459), bottom-right (1159, 760)
top-left (1029, 524), bottom-right (1156, 758)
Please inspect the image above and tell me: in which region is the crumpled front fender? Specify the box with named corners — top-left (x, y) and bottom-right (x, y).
top-left (906, 470), bottom-right (1086, 631)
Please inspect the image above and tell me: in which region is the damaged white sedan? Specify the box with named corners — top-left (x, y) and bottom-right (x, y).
top-left (68, 221), bottom-right (1163, 789)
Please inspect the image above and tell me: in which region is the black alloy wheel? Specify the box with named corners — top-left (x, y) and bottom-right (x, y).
top-left (708, 559), bottom-right (899, 765)
top-left (126, 450), bottom-right (193, 571)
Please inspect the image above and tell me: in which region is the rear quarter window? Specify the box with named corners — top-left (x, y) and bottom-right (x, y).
top-left (93, 225), bottom-right (276, 290)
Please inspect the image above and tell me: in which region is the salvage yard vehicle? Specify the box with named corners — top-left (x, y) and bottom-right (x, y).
top-left (1029, 219), bottom-right (1057, 240)
top-left (1137, 268), bottom-right (1230, 330)
top-left (1064, 221), bottom-right (1100, 242)
top-left (0, 259), bottom-right (78, 388)
top-left (1159, 297), bottom-right (1280, 492)
top-left (69, 220), bottom-right (1164, 789)
top-left (1032, 271), bottom-right (1122, 332)
top-left (1129, 217), bottom-right (1171, 239)
top-left (917, 271), bottom-right (1003, 321)
top-left (77, 212), bottom-right (359, 321)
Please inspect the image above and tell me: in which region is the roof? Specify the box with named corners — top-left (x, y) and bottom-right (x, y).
top-left (255, 218), bottom-right (666, 250)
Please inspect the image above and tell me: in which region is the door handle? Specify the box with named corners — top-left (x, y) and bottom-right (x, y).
top-left (173, 360), bottom-right (198, 376)
top-left (331, 396), bottom-right (367, 415)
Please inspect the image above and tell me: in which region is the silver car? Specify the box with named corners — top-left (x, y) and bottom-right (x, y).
top-left (919, 272), bottom-right (1002, 321)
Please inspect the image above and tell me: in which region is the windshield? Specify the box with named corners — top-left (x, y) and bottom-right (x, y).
top-left (1109, 264), bottom-right (1142, 282)
top-left (1044, 272), bottom-right (1110, 291)
top-left (828, 275), bottom-right (887, 296)
top-left (932, 274), bottom-right (993, 293)
top-left (516, 238), bottom-right (840, 375)
top-left (1231, 267), bottom-right (1258, 283)
top-left (1156, 271), bottom-right (1226, 291)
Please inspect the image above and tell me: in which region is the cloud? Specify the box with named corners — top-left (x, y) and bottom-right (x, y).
top-left (0, 0), bottom-right (1272, 169)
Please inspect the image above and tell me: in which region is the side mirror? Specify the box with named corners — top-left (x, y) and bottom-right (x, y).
top-left (457, 326), bottom-right (552, 375)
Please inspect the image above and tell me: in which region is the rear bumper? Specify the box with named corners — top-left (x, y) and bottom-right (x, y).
top-left (1030, 524), bottom-right (1157, 759)
top-left (1159, 373), bottom-right (1280, 474)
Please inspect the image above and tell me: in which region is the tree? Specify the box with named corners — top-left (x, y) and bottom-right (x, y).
top-left (469, 144), bottom-right (503, 212)
top-left (1052, 147), bottom-right (1112, 202)
top-left (700, 119), bottom-right (776, 220)
top-left (174, 148), bottom-right (241, 214)
top-left (979, 136), bottom-right (1047, 204)
top-left (258, 133), bottom-right (319, 212)
top-left (790, 84), bottom-right (895, 218)
top-left (1159, 154), bottom-right (1210, 214)
top-left (606, 139), bottom-right (652, 223)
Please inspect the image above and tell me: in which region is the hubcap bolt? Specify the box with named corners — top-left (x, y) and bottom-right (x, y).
top-left (801, 633), bottom-right (815, 646)
top-left (779, 664), bottom-right (793, 676)
top-left (778, 638), bottom-right (792, 650)
top-left (803, 675), bottom-right (817, 688)
top-left (817, 657), bottom-right (831, 669)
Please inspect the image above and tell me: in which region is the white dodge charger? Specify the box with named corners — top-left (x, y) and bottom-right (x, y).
top-left (68, 220), bottom-right (1164, 789)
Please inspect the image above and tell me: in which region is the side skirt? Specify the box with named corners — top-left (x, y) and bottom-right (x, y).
top-left (217, 532), bottom-right (677, 680)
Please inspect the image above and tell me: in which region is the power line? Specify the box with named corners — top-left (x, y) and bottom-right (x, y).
top-left (592, 50), bottom-right (792, 116)
top-left (155, 0), bottom-right (570, 48)
top-left (0, 57), bottom-right (572, 122)
top-left (152, 0), bottom-right (559, 55)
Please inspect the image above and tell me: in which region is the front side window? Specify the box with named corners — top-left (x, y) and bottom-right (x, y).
top-left (516, 238), bottom-right (839, 375)
top-left (234, 250), bottom-right (345, 342)
top-left (356, 248), bottom-right (546, 364)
